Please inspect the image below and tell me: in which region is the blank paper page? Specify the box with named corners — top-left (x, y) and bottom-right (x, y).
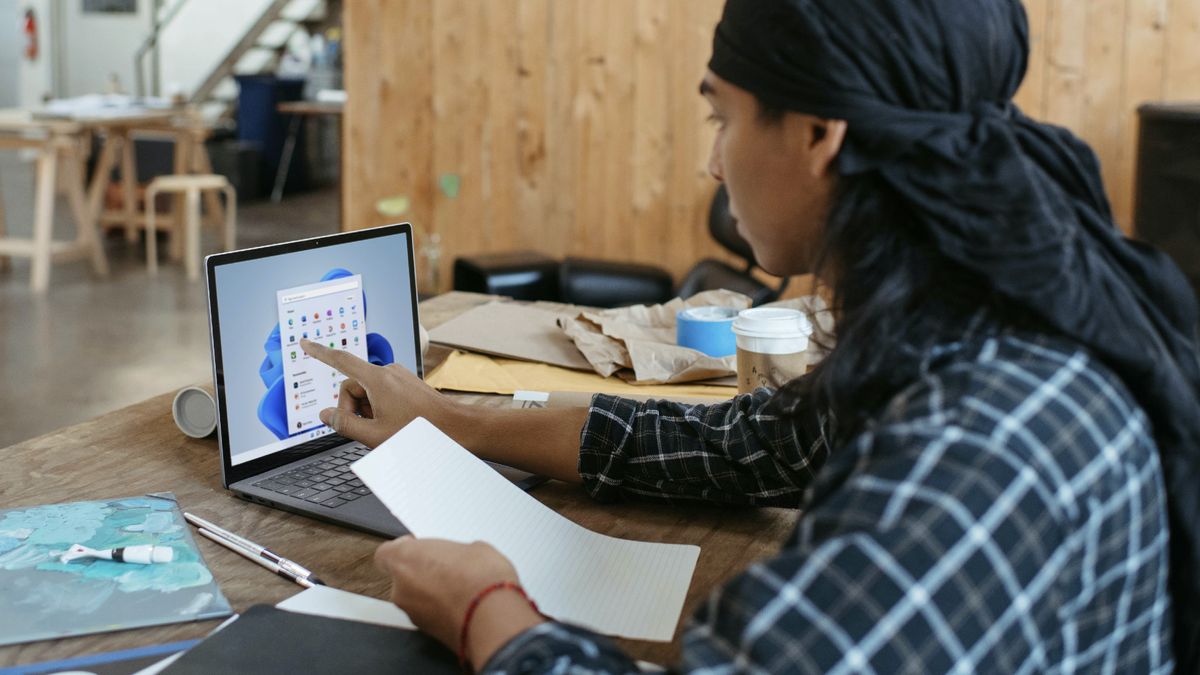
top-left (277, 585), bottom-right (416, 631)
top-left (352, 417), bottom-right (700, 641)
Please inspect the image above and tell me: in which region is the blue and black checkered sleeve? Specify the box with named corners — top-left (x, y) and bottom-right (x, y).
top-left (485, 337), bottom-right (1172, 674)
top-left (576, 391), bottom-right (829, 507)
top-left (481, 622), bottom-right (640, 674)
top-left (682, 421), bottom-right (1042, 673)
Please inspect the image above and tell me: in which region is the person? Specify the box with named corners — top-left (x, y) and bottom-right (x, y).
top-left (301, 0), bottom-right (1200, 672)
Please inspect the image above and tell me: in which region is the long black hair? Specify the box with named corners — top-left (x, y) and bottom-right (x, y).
top-left (717, 2), bottom-right (1200, 666)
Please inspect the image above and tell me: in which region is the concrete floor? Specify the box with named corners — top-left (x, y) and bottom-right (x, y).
top-left (0, 152), bottom-right (339, 447)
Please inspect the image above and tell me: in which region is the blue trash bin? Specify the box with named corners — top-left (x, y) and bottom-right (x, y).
top-left (235, 75), bottom-right (308, 196)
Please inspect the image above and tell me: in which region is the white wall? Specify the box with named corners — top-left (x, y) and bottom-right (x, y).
top-left (8, 0), bottom-right (304, 106)
top-left (17, 0), bottom-right (55, 106)
top-left (158, 0), bottom-right (274, 98)
top-left (52, 0), bottom-right (279, 100)
top-left (58, 0), bottom-right (153, 97)
top-left (0, 1), bottom-right (21, 107)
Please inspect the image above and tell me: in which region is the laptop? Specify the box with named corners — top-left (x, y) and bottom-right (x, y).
top-left (205, 223), bottom-right (542, 538)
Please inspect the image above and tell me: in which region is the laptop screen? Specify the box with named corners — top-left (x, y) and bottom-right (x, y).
top-left (207, 224), bottom-right (421, 472)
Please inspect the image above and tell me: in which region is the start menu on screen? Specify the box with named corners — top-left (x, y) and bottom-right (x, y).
top-left (275, 275), bottom-right (369, 434)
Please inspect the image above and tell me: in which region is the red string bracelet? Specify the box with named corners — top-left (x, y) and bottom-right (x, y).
top-left (458, 581), bottom-right (541, 672)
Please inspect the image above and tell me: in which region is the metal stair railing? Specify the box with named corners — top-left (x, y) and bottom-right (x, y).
top-left (133, 0), bottom-right (190, 98)
top-left (190, 0), bottom-right (292, 105)
top-left (132, 0), bottom-right (295, 104)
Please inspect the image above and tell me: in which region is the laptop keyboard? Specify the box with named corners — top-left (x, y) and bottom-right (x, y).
top-left (252, 444), bottom-right (373, 509)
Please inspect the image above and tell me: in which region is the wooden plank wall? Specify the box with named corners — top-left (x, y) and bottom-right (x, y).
top-left (344, 0), bottom-right (727, 294)
top-left (345, 0), bottom-right (1200, 293)
top-left (1015, 0), bottom-right (1200, 232)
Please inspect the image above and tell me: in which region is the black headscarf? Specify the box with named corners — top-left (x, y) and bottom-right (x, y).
top-left (710, 0), bottom-right (1200, 669)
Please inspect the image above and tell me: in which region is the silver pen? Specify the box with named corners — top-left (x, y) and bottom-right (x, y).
top-left (196, 529), bottom-right (314, 588)
top-left (184, 512), bottom-right (326, 586)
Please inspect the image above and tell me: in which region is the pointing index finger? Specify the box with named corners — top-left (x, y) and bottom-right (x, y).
top-left (300, 339), bottom-right (377, 383)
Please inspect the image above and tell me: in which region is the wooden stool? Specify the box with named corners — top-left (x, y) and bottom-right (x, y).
top-left (145, 174), bottom-right (236, 281)
top-left (0, 130), bottom-right (109, 293)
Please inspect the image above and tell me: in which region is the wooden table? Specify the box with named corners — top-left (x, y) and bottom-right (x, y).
top-left (0, 107), bottom-right (221, 292)
top-left (0, 292), bottom-right (797, 668)
top-left (273, 100), bottom-right (344, 218)
top-left (95, 113), bottom-right (226, 263)
top-left (0, 110), bottom-right (108, 293)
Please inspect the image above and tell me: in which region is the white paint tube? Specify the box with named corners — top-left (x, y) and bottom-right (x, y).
top-left (59, 543), bottom-right (175, 565)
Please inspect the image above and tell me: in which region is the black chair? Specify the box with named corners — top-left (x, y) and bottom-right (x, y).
top-left (453, 185), bottom-right (789, 307)
top-left (558, 185), bottom-right (788, 307)
top-left (557, 256), bottom-right (675, 308)
top-left (452, 250), bottom-right (561, 301)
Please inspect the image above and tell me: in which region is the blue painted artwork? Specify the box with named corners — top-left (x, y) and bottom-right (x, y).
top-left (0, 493), bottom-right (232, 647)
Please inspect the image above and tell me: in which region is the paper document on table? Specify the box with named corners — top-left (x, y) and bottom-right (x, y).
top-left (427, 350), bottom-right (737, 399)
top-left (428, 301), bottom-right (593, 371)
top-left (278, 585), bottom-right (416, 630)
top-left (351, 418), bottom-right (700, 641)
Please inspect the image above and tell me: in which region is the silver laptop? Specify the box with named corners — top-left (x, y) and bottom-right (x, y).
top-left (205, 223), bottom-right (542, 538)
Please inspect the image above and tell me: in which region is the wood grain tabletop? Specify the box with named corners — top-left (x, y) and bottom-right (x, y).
top-left (0, 292), bottom-right (797, 668)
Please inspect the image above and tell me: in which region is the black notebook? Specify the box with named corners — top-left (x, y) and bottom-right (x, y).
top-left (162, 605), bottom-right (458, 674)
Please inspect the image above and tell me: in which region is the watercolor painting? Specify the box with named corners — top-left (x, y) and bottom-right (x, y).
top-left (0, 493), bottom-right (232, 647)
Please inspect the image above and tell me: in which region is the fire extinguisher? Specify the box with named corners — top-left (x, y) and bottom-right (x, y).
top-left (23, 8), bottom-right (37, 61)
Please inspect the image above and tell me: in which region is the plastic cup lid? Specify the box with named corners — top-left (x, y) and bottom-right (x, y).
top-left (173, 387), bottom-right (216, 438)
top-left (732, 307), bottom-right (812, 339)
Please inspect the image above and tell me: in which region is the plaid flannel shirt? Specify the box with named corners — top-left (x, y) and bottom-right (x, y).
top-left (483, 332), bottom-right (1173, 674)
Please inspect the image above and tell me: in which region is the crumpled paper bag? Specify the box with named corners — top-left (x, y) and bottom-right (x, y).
top-left (558, 290), bottom-right (832, 385)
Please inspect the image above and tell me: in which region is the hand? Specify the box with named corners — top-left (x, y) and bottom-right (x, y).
top-left (375, 537), bottom-right (545, 666)
top-left (299, 339), bottom-right (459, 447)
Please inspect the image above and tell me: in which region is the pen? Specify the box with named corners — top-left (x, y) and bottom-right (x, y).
top-left (197, 528), bottom-right (314, 589)
top-left (184, 512), bottom-right (326, 586)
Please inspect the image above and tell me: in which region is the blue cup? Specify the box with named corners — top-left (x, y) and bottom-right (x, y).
top-left (676, 306), bottom-right (738, 357)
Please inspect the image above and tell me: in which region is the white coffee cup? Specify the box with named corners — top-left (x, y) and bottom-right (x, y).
top-left (172, 386), bottom-right (217, 438)
top-left (732, 307), bottom-right (813, 394)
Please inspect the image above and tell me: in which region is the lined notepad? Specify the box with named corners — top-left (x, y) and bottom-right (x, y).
top-left (352, 418), bottom-right (700, 642)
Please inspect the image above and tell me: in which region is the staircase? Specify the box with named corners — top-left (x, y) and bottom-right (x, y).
top-left (138, 0), bottom-right (328, 124)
